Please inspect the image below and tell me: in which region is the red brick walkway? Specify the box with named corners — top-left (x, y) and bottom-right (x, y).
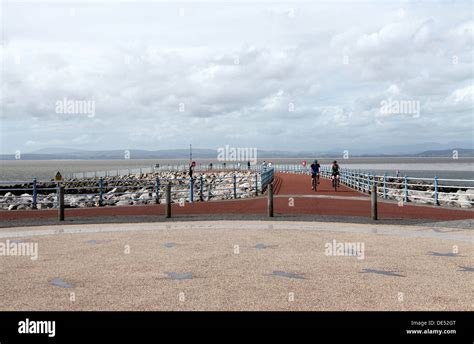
top-left (1, 173), bottom-right (472, 222)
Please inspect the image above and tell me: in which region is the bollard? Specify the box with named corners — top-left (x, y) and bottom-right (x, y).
top-left (255, 174), bottom-right (258, 196)
top-left (165, 183), bottom-right (171, 218)
top-left (58, 184), bottom-right (65, 221)
top-left (189, 177), bottom-right (194, 203)
top-left (99, 178), bottom-right (104, 206)
top-left (233, 175), bottom-right (237, 199)
top-left (267, 183), bottom-right (274, 217)
top-left (371, 182), bottom-right (377, 220)
top-left (200, 176), bottom-right (204, 201)
top-left (404, 175), bottom-right (408, 202)
top-left (32, 178), bottom-right (37, 209)
top-left (155, 177), bottom-right (160, 204)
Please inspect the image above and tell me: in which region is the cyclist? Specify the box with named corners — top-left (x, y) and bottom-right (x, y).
top-left (310, 160), bottom-right (320, 190)
top-left (331, 160), bottom-right (340, 188)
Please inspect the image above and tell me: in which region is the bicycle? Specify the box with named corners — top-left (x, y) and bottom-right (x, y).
top-left (332, 174), bottom-right (340, 191)
top-left (311, 173), bottom-right (319, 191)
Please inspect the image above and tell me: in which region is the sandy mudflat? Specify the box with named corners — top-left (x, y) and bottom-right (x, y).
top-left (0, 221), bottom-right (472, 311)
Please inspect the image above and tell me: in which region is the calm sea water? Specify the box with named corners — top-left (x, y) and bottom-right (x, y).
top-left (0, 158), bottom-right (473, 181)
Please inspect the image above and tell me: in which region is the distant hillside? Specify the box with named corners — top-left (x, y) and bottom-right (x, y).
top-left (1, 147), bottom-right (472, 160)
top-left (411, 148), bottom-right (473, 157)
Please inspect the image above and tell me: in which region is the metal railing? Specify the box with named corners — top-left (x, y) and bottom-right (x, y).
top-left (0, 169), bottom-right (275, 210)
top-left (274, 164), bottom-right (474, 207)
top-left (67, 163), bottom-right (270, 179)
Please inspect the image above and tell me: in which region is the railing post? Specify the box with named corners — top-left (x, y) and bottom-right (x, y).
top-left (58, 184), bottom-right (65, 221)
top-left (357, 171), bottom-right (360, 191)
top-left (200, 176), bottom-right (204, 201)
top-left (155, 177), bottom-right (160, 204)
top-left (189, 177), bottom-right (194, 203)
top-left (434, 176), bottom-right (439, 206)
top-left (99, 177), bottom-right (104, 206)
top-left (233, 175), bottom-right (237, 199)
top-left (32, 178), bottom-right (37, 209)
top-left (383, 173), bottom-right (387, 199)
top-left (165, 183), bottom-right (171, 218)
top-left (267, 183), bottom-right (273, 217)
top-left (404, 175), bottom-right (408, 202)
top-left (371, 181), bottom-right (377, 220)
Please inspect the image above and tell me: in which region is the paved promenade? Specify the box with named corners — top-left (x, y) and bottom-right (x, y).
top-left (0, 220), bottom-right (472, 311)
top-left (1, 173), bottom-right (472, 226)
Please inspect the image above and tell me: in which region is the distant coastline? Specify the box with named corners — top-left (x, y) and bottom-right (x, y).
top-left (0, 147), bottom-right (472, 160)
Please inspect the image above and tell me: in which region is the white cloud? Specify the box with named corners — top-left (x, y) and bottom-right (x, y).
top-left (1, 1), bottom-right (473, 153)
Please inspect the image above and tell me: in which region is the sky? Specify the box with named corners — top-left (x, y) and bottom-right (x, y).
top-left (1, 0), bottom-right (473, 155)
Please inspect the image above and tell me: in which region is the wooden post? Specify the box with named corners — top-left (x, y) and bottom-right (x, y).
top-left (58, 184), bottom-right (65, 221)
top-left (404, 175), bottom-right (408, 203)
top-left (371, 181), bottom-right (377, 221)
top-left (255, 174), bottom-right (258, 196)
top-left (98, 178), bottom-right (104, 206)
top-left (268, 183), bottom-right (274, 217)
top-left (189, 177), bottom-right (194, 203)
top-left (32, 178), bottom-right (37, 209)
top-left (165, 183), bottom-right (171, 218)
top-left (155, 177), bottom-right (160, 204)
top-left (233, 175), bottom-right (237, 199)
top-left (200, 176), bottom-right (204, 201)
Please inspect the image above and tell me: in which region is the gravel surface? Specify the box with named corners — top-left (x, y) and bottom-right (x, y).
top-left (0, 220), bottom-right (472, 311)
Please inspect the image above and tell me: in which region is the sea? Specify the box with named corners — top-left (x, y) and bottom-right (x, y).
top-left (0, 157), bottom-right (472, 182)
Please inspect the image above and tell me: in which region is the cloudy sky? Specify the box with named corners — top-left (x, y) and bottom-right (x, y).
top-left (1, 0), bottom-right (473, 154)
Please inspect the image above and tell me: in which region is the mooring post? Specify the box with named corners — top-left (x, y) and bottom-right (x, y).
top-left (32, 178), bottom-right (37, 209)
top-left (267, 183), bottom-right (274, 217)
top-left (165, 183), bottom-right (171, 218)
top-left (58, 184), bottom-right (65, 221)
top-left (371, 181), bottom-right (378, 221)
